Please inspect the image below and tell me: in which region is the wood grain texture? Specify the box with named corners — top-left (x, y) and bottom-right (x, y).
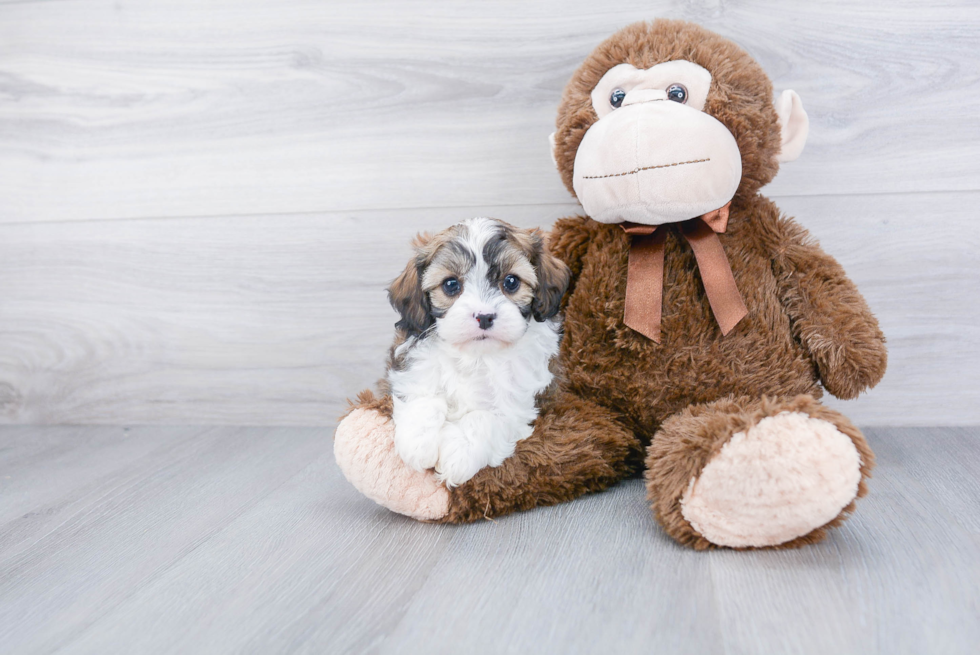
top-left (0, 426), bottom-right (977, 654)
top-left (1, 1), bottom-right (977, 426)
top-left (1, 193), bottom-right (977, 426)
top-left (0, 0), bottom-right (978, 223)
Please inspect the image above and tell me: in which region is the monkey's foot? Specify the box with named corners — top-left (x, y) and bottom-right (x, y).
top-left (647, 396), bottom-right (873, 549)
top-left (334, 408), bottom-right (450, 521)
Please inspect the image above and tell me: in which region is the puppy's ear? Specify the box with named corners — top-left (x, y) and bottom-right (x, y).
top-left (529, 230), bottom-right (571, 321)
top-left (388, 235), bottom-right (434, 337)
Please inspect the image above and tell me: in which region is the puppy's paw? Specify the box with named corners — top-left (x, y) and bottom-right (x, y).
top-left (435, 419), bottom-right (491, 488)
top-left (392, 396), bottom-right (447, 472)
top-left (461, 410), bottom-right (527, 468)
top-left (483, 421), bottom-right (532, 467)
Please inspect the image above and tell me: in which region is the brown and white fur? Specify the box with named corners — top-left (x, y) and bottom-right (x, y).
top-left (385, 217), bottom-right (570, 487)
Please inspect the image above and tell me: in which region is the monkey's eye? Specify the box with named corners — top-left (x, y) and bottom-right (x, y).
top-left (609, 88), bottom-right (626, 109)
top-left (502, 275), bottom-right (521, 293)
top-left (666, 84), bottom-right (688, 104)
top-left (442, 277), bottom-right (461, 296)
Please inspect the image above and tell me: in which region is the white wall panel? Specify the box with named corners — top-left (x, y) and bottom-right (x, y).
top-left (0, 1), bottom-right (976, 425)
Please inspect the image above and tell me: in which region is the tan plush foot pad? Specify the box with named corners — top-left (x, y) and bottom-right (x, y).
top-left (333, 408), bottom-right (449, 521)
top-left (680, 411), bottom-right (862, 548)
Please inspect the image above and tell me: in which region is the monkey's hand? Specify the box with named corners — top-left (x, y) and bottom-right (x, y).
top-left (772, 219), bottom-right (887, 400)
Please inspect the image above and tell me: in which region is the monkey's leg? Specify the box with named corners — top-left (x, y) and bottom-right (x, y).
top-left (334, 391), bottom-right (449, 520)
top-left (334, 389), bottom-right (642, 522)
top-left (644, 394), bottom-right (874, 550)
top-left (442, 390), bottom-right (643, 522)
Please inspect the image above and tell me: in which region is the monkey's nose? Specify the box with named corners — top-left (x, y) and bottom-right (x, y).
top-left (623, 88), bottom-right (668, 107)
top-left (475, 313), bottom-right (496, 330)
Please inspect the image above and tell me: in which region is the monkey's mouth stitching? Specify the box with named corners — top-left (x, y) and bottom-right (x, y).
top-left (582, 158), bottom-right (710, 180)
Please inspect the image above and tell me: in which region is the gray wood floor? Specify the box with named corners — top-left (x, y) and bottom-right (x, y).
top-left (0, 424), bottom-right (977, 654)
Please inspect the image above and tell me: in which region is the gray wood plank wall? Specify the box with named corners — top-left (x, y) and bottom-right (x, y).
top-left (1, 0), bottom-right (978, 425)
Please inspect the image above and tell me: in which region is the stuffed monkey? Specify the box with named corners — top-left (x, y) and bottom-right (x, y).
top-left (334, 19), bottom-right (887, 549)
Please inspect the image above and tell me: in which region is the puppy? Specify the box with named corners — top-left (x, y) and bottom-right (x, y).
top-left (385, 217), bottom-right (570, 487)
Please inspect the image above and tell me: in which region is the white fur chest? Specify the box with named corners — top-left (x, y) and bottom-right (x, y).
top-left (390, 319), bottom-right (559, 422)
top-left (388, 319), bottom-right (560, 486)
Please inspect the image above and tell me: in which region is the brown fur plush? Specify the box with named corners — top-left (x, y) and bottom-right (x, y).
top-left (341, 19), bottom-right (887, 549)
top-left (553, 20), bottom-right (783, 200)
top-left (443, 20), bottom-right (886, 546)
top-left (645, 394), bottom-right (875, 550)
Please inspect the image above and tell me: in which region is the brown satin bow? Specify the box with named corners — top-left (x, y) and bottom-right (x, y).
top-left (621, 202), bottom-right (747, 343)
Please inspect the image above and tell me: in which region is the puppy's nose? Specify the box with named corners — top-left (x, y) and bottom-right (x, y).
top-left (475, 313), bottom-right (496, 330)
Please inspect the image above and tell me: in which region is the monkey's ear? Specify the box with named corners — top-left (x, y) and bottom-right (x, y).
top-left (548, 132), bottom-right (559, 168)
top-left (774, 90), bottom-right (809, 163)
top-left (530, 232), bottom-right (571, 321)
top-left (387, 242), bottom-right (434, 337)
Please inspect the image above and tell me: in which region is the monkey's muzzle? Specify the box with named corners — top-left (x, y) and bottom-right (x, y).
top-left (572, 100), bottom-right (742, 226)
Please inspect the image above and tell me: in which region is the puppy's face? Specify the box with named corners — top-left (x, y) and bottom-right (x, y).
top-left (389, 217), bottom-right (570, 349)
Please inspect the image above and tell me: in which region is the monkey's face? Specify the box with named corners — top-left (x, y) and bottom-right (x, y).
top-left (572, 60), bottom-right (742, 226)
top-left (551, 20), bottom-right (809, 226)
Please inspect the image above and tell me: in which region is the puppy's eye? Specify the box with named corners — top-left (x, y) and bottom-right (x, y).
top-left (441, 277), bottom-right (461, 296)
top-left (666, 83), bottom-right (687, 104)
top-left (609, 88), bottom-right (626, 109)
top-left (502, 275), bottom-right (520, 293)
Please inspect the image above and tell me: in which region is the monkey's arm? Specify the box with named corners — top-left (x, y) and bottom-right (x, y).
top-left (548, 215), bottom-right (593, 308)
top-left (770, 216), bottom-right (887, 400)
